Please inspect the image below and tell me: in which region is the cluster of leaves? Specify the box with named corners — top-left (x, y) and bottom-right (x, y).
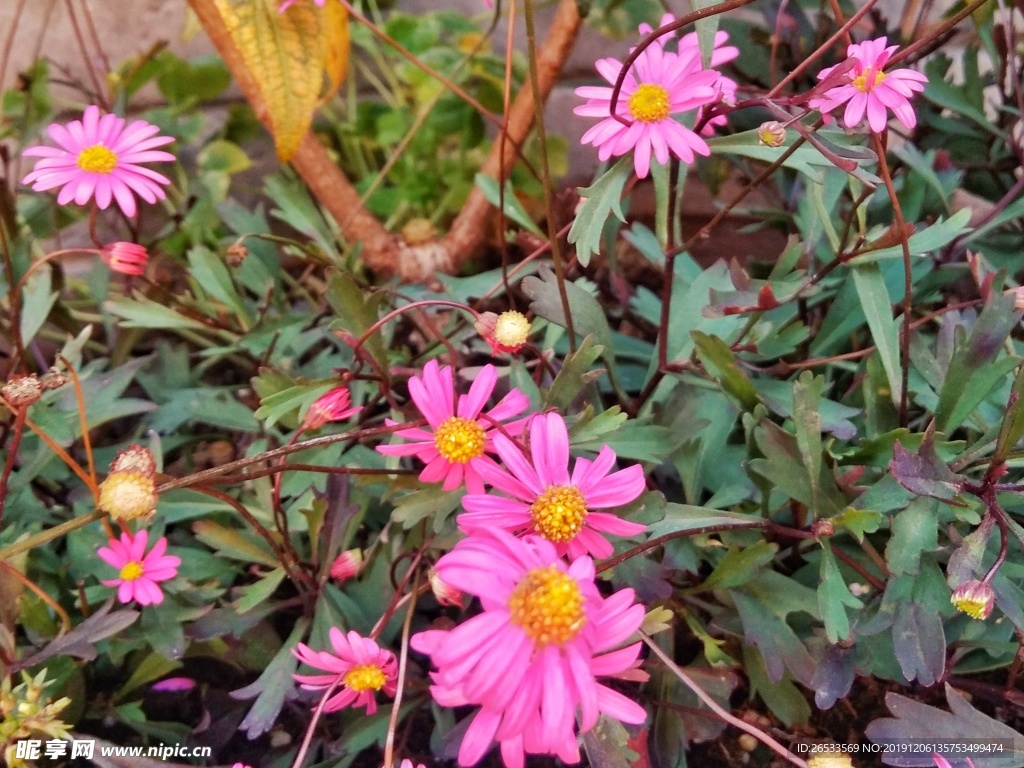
top-left (2, 0), bottom-right (1024, 767)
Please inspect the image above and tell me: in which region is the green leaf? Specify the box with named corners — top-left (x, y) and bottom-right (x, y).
top-left (743, 644), bottom-right (811, 726)
top-left (187, 245), bottom-right (250, 323)
top-left (388, 485), bottom-right (464, 532)
top-left (852, 263), bottom-right (901, 408)
top-left (748, 420), bottom-right (843, 517)
top-left (573, 416), bottom-right (674, 462)
top-left (817, 544), bottom-right (861, 643)
top-left (115, 652), bottom-right (182, 702)
top-left (847, 209), bottom-right (972, 264)
top-left (699, 541), bottom-right (778, 591)
top-left (647, 503), bottom-right (761, 538)
top-left (568, 157), bottom-right (632, 267)
top-left (994, 365), bottom-right (1024, 463)
top-left (474, 173), bottom-right (545, 237)
top-left (792, 372), bottom-right (824, 514)
top-left (692, 331), bottom-right (760, 410)
top-left (20, 265), bottom-right (57, 346)
top-left (832, 507), bottom-right (883, 542)
top-left (885, 498), bottom-right (937, 577)
top-left (325, 270), bottom-right (387, 368)
top-left (543, 335), bottom-right (604, 410)
top-left (192, 520), bottom-right (281, 567)
top-left (198, 139), bottom-right (253, 175)
top-left (105, 294), bottom-right (211, 330)
top-left (934, 289), bottom-right (1023, 432)
top-left (235, 568), bottom-right (286, 613)
top-left (234, 619), bottom-right (308, 738)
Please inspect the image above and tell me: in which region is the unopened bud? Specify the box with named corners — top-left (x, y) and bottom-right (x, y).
top-left (812, 519), bottom-right (835, 538)
top-left (429, 568), bottom-right (463, 608)
top-left (951, 579), bottom-right (995, 621)
top-left (757, 121), bottom-right (787, 148)
top-left (329, 549), bottom-right (364, 583)
top-left (226, 242), bottom-right (249, 267)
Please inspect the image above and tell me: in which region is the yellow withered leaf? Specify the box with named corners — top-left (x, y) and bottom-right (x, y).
top-left (322, 1), bottom-right (350, 104)
top-left (216, 0), bottom-right (348, 162)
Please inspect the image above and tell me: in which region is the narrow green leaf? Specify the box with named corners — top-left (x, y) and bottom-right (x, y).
top-left (692, 331), bottom-right (760, 410)
top-left (544, 335), bottom-right (605, 410)
top-left (187, 245), bottom-right (250, 323)
top-left (818, 544), bottom-right (862, 643)
top-left (474, 174), bottom-right (545, 237)
top-left (793, 372), bottom-right (824, 515)
top-left (852, 263), bottom-right (901, 408)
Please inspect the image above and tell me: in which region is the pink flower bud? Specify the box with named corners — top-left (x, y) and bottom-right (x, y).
top-left (101, 242), bottom-right (149, 276)
top-left (951, 579), bottom-right (995, 621)
top-left (429, 567), bottom-right (463, 608)
top-left (757, 121), bottom-right (787, 148)
top-left (329, 549), bottom-right (364, 583)
top-left (475, 310), bottom-right (532, 355)
top-left (302, 386), bottom-right (362, 431)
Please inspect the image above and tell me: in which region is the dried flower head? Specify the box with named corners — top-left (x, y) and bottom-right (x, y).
top-left (758, 121), bottom-right (787, 147)
top-left (475, 310), bottom-right (532, 355)
top-left (101, 241), bottom-right (149, 276)
top-left (39, 369), bottom-right (69, 390)
top-left (98, 471), bottom-right (158, 521)
top-left (1, 375), bottom-right (43, 408)
top-left (951, 579), bottom-right (995, 621)
top-left (110, 444), bottom-right (156, 478)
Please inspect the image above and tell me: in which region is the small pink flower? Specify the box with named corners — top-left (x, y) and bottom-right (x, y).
top-left (397, 761), bottom-right (426, 768)
top-left (293, 629), bottom-right (398, 714)
top-left (101, 242), bottom-right (148, 276)
top-left (376, 360), bottom-right (530, 494)
top-left (574, 27), bottom-right (721, 178)
top-left (932, 755), bottom-right (976, 768)
top-left (411, 530), bottom-right (647, 768)
top-left (98, 530), bottom-right (181, 606)
top-left (22, 105), bottom-right (174, 218)
top-left (232, 763), bottom-right (253, 768)
top-left (460, 412), bottom-right (646, 559)
top-left (329, 549), bottom-right (363, 583)
top-left (809, 37), bottom-right (928, 133)
top-left (302, 386), bottom-right (362, 430)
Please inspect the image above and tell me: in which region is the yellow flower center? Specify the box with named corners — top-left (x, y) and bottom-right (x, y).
top-left (627, 83), bottom-right (671, 123)
top-left (343, 663), bottom-right (387, 692)
top-left (508, 565), bottom-right (585, 647)
top-left (433, 416), bottom-right (486, 463)
top-left (952, 594), bottom-right (989, 621)
top-left (76, 144), bottom-right (118, 174)
top-left (119, 561), bottom-right (144, 581)
top-left (530, 485), bottom-right (588, 542)
top-left (853, 69), bottom-right (887, 93)
top-left (493, 311), bottom-right (531, 349)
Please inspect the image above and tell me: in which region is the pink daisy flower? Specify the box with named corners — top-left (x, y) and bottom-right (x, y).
top-left (98, 530), bottom-right (181, 606)
top-left (411, 530), bottom-right (647, 768)
top-left (376, 360), bottom-right (530, 494)
top-left (302, 385), bottom-right (362, 430)
top-left (460, 413), bottom-right (646, 560)
top-left (574, 32), bottom-right (721, 178)
top-left (638, 15), bottom-right (740, 135)
top-left (292, 628), bottom-right (398, 714)
top-left (22, 105), bottom-right (175, 218)
top-left (809, 37), bottom-right (928, 133)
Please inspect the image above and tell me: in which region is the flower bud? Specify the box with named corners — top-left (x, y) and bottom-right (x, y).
top-left (757, 121), bottom-right (787, 148)
top-left (226, 242), bottom-right (249, 267)
top-left (329, 549), bottom-right (364, 583)
top-left (951, 579), bottom-right (995, 621)
top-left (475, 310), bottom-right (532, 355)
top-left (101, 241), bottom-right (149, 276)
top-left (2, 374), bottom-right (43, 408)
top-left (110, 444), bottom-right (156, 478)
top-left (429, 567), bottom-right (463, 608)
top-left (98, 471), bottom-right (158, 521)
top-left (302, 386), bottom-right (362, 431)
